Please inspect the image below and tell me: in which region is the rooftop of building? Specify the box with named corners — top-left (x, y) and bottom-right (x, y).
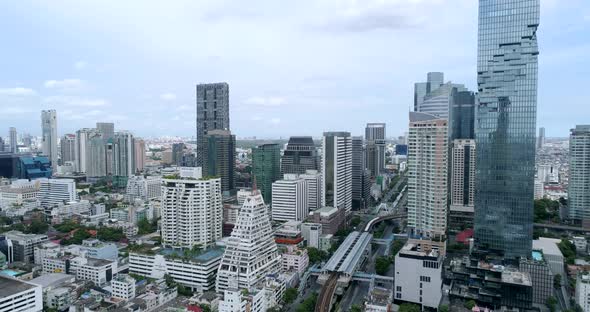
top-left (312, 206), bottom-right (339, 217)
top-left (76, 256), bottom-right (114, 267)
top-left (3, 230), bottom-right (48, 240)
top-left (501, 270), bottom-right (532, 286)
top-left (532, 237), bottom-right (563, 257)
top-left (130, 244), bottom-right (224, 263)
top-left (29, 273), bottom-right (75, 289)
top-left (287, 136), bottom-right (315, 146)
top-left (399, 239), bottom-right (446, 259)
top-left (0, 275), bottom-right (38, 298)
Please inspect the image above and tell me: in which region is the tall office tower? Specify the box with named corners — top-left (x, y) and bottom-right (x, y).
top-left (161, 167), bottom-right (222, 248)
top-left (537, 127), bottom-right (546, 149)
top-left (60, 134), bottom-right (76, 166)
top-left (9, 127), bottom-right (17, 153)
top-left (87, 132), bottom-right (107, 178)
top-left (300, 170), bottom-right (322, 211)
top-left (321, 132), bottom-right (352, 214)
top-left (450, 139), bottom-right (476, 208)
top-left (568, 125), bottom-right (590, 226)
top-left (474, 0), bottom-right (539, 259)
top-left (449, 90), bottom-right (476, 141)
top-left (281, 136), bottom-right (319, 175)
top-left (196, 83), bottom-right (230, 167)
top-left (41, 110), bottom-right (58, 170)
top-left (172, 143), bottom-right (185, 166)
top-left (271, 174), bottom-right (309, 222)
top-left (252, 144), bottom-right (281, 203)
top-left (365, 123), bottom-right (386, 177)
top-left (112, 132), bottom-right (135, 177)
top-left (96, 122), bottom-right (114, 142)
top-left (351, 136), bottom-right (366, 210)
top-left (420, 82), bottom-right (469, 119)
top-left (134, 138), bottom-right (145, 173)
top-left (407, 112), bottom-right (448, 239)
top-left (414, 72), bottom-right (444, 112)
top-left (216, 190), bottom-right (281, 292)
top-left (202, 130), bottom-right (235, 194)
top-left (75, 128), bottom-right (95, 174)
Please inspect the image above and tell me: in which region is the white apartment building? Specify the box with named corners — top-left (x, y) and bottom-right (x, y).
top-left (534, 179), bottom-right (545, 200)
top-left (0, 179), bottom-right (39, 210)
top-left (161, 167), bottom-right (222, 248)
top-left (322, 132), bottom-right (352, 214)
top-left (70, 256), bottom-right (117, 287)
top-left (450, 139), bottom-right (475, 208)
top-left (4, 231), bottom-right (48, 263)
top-left (126, 175), bottom-right (161, 201)
top-left (111, 274), bottom-right (136, 300)
top-left (49, 200), bottom-right (91, 224)
top-left (394, 239), bottom-right (445, 310)
top-left (301, 223), bottom-right (322, 249)
top-left (129, 247), bottom-right (223, 293)
top-left (216, 190), bottom-right (282, 292)
top-left (38, 178), bottom-right (77, 208)
top-left (281, 246), bottom-right (309, 276)
top-left (577, 273), bottom-right (590, 312)
top-left (271, 174), bottom-right (309, 222)
top-left (407, 112), bottom-right (448, 238)
top-left (218, 288), bottom-right (267, 312)
top-left (0, 275), bottom-right (43, 312)
top-left (300, 170), bottom-right (322, 211)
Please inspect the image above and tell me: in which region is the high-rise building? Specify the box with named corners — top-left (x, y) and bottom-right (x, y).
top-left (60, 134), bottom-right (76, 166)
top-left (172, 143), bottom-right (185, 166)
top-left (9, 127), bottom-right (17, 153)
top-left (252, 144), bottom-right (281, 203)
top-left (87, 132), bottom-right (107, 178)
top-left (96, 122), bottom-right (114, 142)
top-left (202, 129), bottom-right (235, 194)
top-left (351, 136), bottom-right (366, 210)
top-left (365, 123), bottom-right (386, 177)
top-left (161, 167), bottom-right (222, 248)
top-left (321, 132), bottom-right (352, 214)
top-left (420, 83), bottom-right (468, 119)
top-left (281, 136), bottom-right (319, 175)
top-left (41, 110), bottom-right (58, 171)
top-left (474, 0), bottom-right (539, 259)
top-left (449, 139), bottom-right (476, 235)
top-left (537, 127), bottom-right (546, 149)
top-left (300, 170), bottom-right (322, 211)
top-left (75, 128), bottom-right (92, 174)
top-left (271, 174), bottom-right (308, 222)
top-left (134, 138), bottom-right (145, 173)
top-left (407, 112), bottom-right (448, 239)
top-left (449, 90), bottom-right (476, 141)
top-left (0, 137), bottom-right (5, 152)
top-left (196, 82), bottom-right (230, 167)
top-left (112, 131), bottom-right (135, 177)
top-left (216, 190), bottom-right (281, 292)
top-left (568, 125), bottom-right (590, 226)
top-left (414, 72), bottom-right (444, 112)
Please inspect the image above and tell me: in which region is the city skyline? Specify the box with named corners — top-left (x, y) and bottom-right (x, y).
top-left (0, 1), bottom-right (588, 138)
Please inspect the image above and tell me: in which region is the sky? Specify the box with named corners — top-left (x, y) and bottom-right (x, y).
top-left (0, 0), bottom-right (589, 139)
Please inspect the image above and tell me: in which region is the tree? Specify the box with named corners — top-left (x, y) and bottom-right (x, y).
top-left (375, 256), bottom-right (390, 275)
top-left (138, 218), bottom-right (156, 235)
top-left (350, 216), bottom-right (362, 227)
top-left (28, 219), bottom-right (49, 234)
top-left (554, 274), bottom-right (562, 289)
top-left (391, 239), bottom-right (406, 257)
top-left (464, 300), bottom-right (476, 310)
top-left (97, 227), bottom-right (125, 242)
top-left (307, 247), bottom-right (328, 264)
top-left (296, 294), bottom-right (317, 312)
top-left (546, 296), bottom-right (557, 312)
top-left (399, 303), bottom-right (420, 312)
top-left (283, 287), bottom-right (298, 305)
top-left (439, 304), bottom-right (449, 312)
top-left (558, 239), bottom-right (576, 265)
top-left (350, 305), bottom-right (363, 312)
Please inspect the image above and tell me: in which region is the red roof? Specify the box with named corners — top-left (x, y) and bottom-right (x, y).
top-left (456, 228), bottom-right (474, 245)
top-left (187, 305), bottom-right (203, 312)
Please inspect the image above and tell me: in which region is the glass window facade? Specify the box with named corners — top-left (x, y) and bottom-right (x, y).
top-left (474, 0), bottom-right (540, 259)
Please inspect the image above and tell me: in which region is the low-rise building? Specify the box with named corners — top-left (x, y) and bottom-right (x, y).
top-left (3, 231), bottom-right (48, 263)
top-left (307, 206), bottom-right (345, 235)
top-left (576, 272), bottom-right (590, 312)
top-left (281, 246), bottom-right (309, 276)
top-left (218, 288), bottom-right (267, 312)
top-left (574, 236), bottom-right (588, 255)
top-left (0, 275), bottom-right (43, 312)
top-left (129, 245), bottom-right (223, 293)
top-left (111, 274), bottom-right (136, 300)
top-left (301, 223), bottom-right (321, 248)
top-left (274, 221), bottom-right (303, 247)
top-left (520, 250), bottom-right (553, 305)
top-left (79, 239), bottom-right (118, 261)
top-left (29, 273), bottom-right (79, 311)
top-left (394, 239), bottom-right (445, 310)
top-left (533, 237), bottom-right (566, 279)
top-left (71, 256), bottom-right (117, 287)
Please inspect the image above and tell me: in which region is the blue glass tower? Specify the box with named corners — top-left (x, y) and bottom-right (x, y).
top-left (474, 0), bottom-right (539, 259)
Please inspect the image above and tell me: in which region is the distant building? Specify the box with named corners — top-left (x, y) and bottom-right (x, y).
top-left (568, 125), bottom-right (590, 226)
top-left (161, 167), bottom-right (222, 249)
top-left (196, 82), bottom-right (230, 167)
top-left (281, 136), bottom-right (319, 175)
top-left (414, 72), bottom-right (444, 112)
top-left (537, 127), bottom-right (546, 149)
top-left (351, 136), bottom-right (368, 210)
top-left (125, 175), bottom-right (161, 201)
top-left (308, 206), bottom-right (345, 235)
top-left (41, 110), bottom-right (58, 171)
top-left (38, 178), bottom-right (77, 208)
top-left (16, 156), bottom-right (53, 179)
top-left (0, 275), bottom-right (43, 312)
top-left (252, 143), bottom-right (281, 203)
top-left (271, 175), bottom-right (308, 222)
top-left (216, 190), bottom-right (282, 292)
top-left (172, 143), bottom-right (185, 166)
top-left (407, 112), bottom-right (447, 239)
top-left (299, 170), bottom-right (322, 211)
top-left (60, 134), bottom-right (76, 166)
top-left (322, 132), bottom-right (352, 214)
top-left (96, 122), bottom-right (114, 142)
top-left (448, 139), bottom-right (475, 235)
top-left (202, 129), bottom-right (236, 194)
top-left (394, 239), bottom-right (445, 310)
top-left (112, 131), bottom-right (136, 177)
top-left (365, 123), bottom-right (386, 177)
top-left (9, 127), bottom-right (17, 153)
top-left (134, 138), bottom-right (146, 173)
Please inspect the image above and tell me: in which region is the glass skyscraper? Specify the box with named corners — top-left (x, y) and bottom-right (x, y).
top-left (474, 0), bottom-right (539, 259)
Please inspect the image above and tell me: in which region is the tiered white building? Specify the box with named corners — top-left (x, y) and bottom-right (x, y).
top-left (161, 167), bottom-right (222, 248)
top-left (216, 190), bottom-right (282, 292)
top-left (271, 174), bottom-right (309, 222)
top-left (125, 175), bottom-right (161, 201)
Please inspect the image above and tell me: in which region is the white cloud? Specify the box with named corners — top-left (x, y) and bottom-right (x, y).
top-left (43, 95), bottom-right (108, 107)
top-left (0, 87), bottom-right (36, 96)
top-left (270, 117), bottom-right (281, 125)
top-left (160, 93), bottom-right (177, 101)
top-left (44, 79), bottom-right (85, 91)
top-left (176, 104), bottom-right (192, 112)
top-left (74, 61), bottom-right (88, 70)
top-left (245, 96), bottom-right (286, 107)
